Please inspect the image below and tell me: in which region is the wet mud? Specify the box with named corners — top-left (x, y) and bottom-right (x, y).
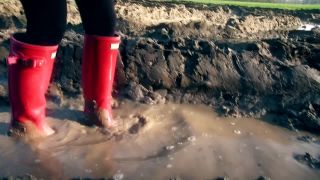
top-left (1, 0), bottom-right (319, 133)
top-left (0, 100), bottom-right (320, 179)
top-left (0, 0), bottom-right (320, 179)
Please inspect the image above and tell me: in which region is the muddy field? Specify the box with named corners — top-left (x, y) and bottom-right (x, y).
top-left (0, 0), bottom-right (320, 179)
top-left (1, 0), bottom-right (319, 133)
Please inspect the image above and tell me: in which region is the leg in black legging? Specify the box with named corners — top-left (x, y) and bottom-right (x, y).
top-left (75, 0), bottom-right (116, 36)
top-left (17, 0), bottom-right (67, 45)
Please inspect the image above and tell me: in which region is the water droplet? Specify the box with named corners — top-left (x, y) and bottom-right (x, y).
top-left (85, 169), bottom-right (92, 174)
top-left (113, 171), bottom-right (124, 180)
top-left (187, 136), bottom-right (196, 142)
top-left (166, 145), bottom-right (175, 150)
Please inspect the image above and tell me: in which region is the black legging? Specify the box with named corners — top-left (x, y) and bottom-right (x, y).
top-left (16, 0), bottom-right (116, 45)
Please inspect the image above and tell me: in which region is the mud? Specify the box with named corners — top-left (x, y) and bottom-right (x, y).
top-left (294, 152), bottom-right (320, 169)
top-left (0, 100), bottom-right (320, 179)
top-left (0, 0), bottom-right (320, 178)
top-left (0, 1), bottom-right (319, 133)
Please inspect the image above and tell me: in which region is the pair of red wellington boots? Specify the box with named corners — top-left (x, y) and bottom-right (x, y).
top-left (6, 34), bottom-right (120, 138)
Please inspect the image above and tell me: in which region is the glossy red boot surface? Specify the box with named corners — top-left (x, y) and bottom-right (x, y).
top-left (82, 35), bottom-right (120, 129)
top-left (7, 35), bottom-right (58, 138)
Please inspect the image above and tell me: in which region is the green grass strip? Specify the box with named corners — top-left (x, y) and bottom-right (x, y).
top-left (168, 0), bottom-right (320, 10)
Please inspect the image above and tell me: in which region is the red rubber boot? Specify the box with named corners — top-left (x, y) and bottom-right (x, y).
top-left (7, 35), bottom-right (58, 138)
top-left (82, 35), bottom-right (120, 129)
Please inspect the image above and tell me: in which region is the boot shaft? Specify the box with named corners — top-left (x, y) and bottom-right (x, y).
top-left (82, 35), bottom-right (121, 110)
top-left (8, 35), bottom-right (58, 127)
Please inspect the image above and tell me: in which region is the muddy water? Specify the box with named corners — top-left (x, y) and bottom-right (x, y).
top-left (0, 102), bottom-right (319, 179)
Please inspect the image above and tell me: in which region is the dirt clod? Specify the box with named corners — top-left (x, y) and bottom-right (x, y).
top-left (128, 115), bottom-right (147, 134)
top-left (294, 153), bottom-right (320, 169)
top-left (256, 176), bottom-right (271, 180)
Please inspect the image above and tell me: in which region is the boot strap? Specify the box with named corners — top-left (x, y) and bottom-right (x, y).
top-left (7, 56), bottom-right (47, 68)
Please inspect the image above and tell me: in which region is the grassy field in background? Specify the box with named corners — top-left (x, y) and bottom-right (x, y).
top-left (168, 0), bottom-right (320, 10)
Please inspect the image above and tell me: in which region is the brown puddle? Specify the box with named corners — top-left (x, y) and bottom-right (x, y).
top-left (0, 101), bottom-right (319, 179)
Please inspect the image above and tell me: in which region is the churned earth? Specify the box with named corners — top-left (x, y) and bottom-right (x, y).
top-left (0, 0), bottom-right (320, 179)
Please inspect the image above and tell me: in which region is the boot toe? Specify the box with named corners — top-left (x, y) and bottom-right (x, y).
top-left (8, 121), bottom-right (54, 139)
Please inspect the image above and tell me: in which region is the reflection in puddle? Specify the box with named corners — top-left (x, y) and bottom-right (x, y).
top-left (0, 102), bottom-right (319, 179)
